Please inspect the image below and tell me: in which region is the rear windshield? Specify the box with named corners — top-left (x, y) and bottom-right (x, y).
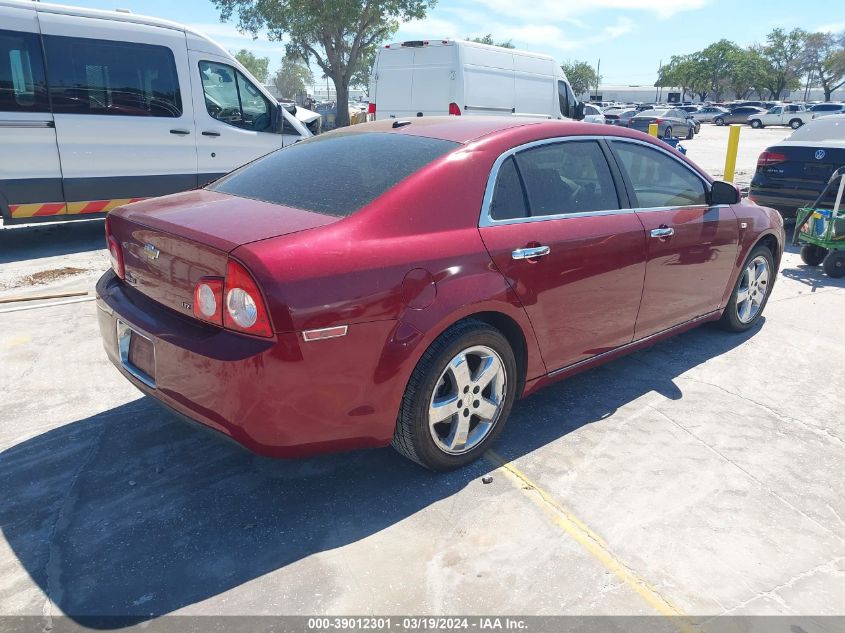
top-left (209, 131), bottom-right (460, 217)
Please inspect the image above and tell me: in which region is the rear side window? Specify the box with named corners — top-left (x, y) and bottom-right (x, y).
top-left (44, 35), bottom-right (182, 117)
top-left (0, 29), bottom-right (48, 112)
top-left (490, 157), bottom-right (527, 220)
top-left (508, 140), bottom-right (620, 217)
top-left (210, 132), bottom-right (459, 217)
top-left (611, 141), bottom-right (707, 207)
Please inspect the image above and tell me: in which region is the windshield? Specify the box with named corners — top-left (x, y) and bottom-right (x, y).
top-left (210, 131), bottom-right (460, 217)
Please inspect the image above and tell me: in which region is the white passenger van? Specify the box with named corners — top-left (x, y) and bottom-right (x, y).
top-left (368, 39), bottom-right (584, 121)
top-left (0, 0), bottom-right (313, 223)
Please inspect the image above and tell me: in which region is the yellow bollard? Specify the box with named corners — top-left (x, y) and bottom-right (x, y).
top-left (723, 125), bottom-right (741, 183)
top-left (648, 122), bottom-right (659, 137)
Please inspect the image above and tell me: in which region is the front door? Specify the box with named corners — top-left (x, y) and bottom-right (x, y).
top-left (191, 53), bottom-right (303, 183)
top-left (39, 13), bottom-right (198, 213)
top-left (608, 140), bottom-right (739, 339)
top-left (479, 138), bottom-right (647, 371)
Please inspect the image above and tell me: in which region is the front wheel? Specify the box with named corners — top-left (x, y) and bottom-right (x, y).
top-left (715, 117), bottom-right (726, 126)
top-left (823, 251), bottom-right (845, 278)
top-left (750, 119), bottom-right (763, 129)
top-left (392, 320), bottom-right (518, 471)
top-left (800, 244), bottom-right (827, 266)
top-left (719, 245), bottom-right (775, 332)
top-left (789, 119), bottom-right (803, 129)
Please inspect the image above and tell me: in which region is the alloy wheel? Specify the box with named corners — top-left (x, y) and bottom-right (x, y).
top-left (428, 345), bottom-right (507, 455)
top-left (736, 255), bottom-right (770, 323)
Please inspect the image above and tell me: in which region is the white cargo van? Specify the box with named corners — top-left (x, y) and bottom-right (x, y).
top-left (0, 0), bottom-right (315, 224)
top-left (368, 39), bottom-right (583, 121)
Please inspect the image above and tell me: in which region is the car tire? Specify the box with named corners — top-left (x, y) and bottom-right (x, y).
top-left (800, 244), bottom-right (827, 266)
top-left (663, 126), bottom-right (673, 139)
top-left (789, 119), bottom-right (803, 129)
top-left (823, 251), bottom-right (845, 278)
top-left (392, 319), bottom-right (518, 471)
top-left (686, 125), bottom-right (694, 140)
top-left (750, 119), bottom-right (763, 129)
top-left (718, 244), bottom-right (775, 332)
top-left (694, 121), bottom-right (701, 134)
top-left (715, 117), bottom-right (725, 126)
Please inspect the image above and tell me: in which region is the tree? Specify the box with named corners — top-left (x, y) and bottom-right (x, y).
top-left (802, 31), bottom-right (845, 101)
top-left (467, 34), bottom-right (514, 49)
top-left (656, 54), bottom-right (710, 101)
top-left (560, 60), bottom-right (600, 97)
top-left (213, 0), bottom-right (436, 127)
top-left (273, 55), bottom-right (314, 100)
top-left (233, 48), bottom-right (270, 83)
top-left (725, 46), bottom-right (768, 100)
top-left (760, 27), bottom-right (807, 99)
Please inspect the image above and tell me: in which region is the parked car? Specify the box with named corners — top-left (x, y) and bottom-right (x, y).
top-left (691, 106), bottom-right (730, 122)
top-left (810, 103), bottom-right (845, 118)
top-left (0, 0), bottom-right (311, 225)
top-left (749, 114), bottom-right (845, 219)
top-left (628, 108), bottom-right (696, 139)
top-left (368, 39), bottom-right (582, 121)
top-left (713, 106), bottom-right (766, 126)
top-left (96, 117), bottom-right (783, 471)
top-left (582, 103), bottom-right (606, 124)
top-left (748, 104), bottom-right (813, 129)
top-left (604, 108), bottom-right (638, 126)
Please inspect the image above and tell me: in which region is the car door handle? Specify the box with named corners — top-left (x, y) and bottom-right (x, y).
top-left (202, 131), bottom-right (221, 137)
top-left (170, 129), bottom-right (191, 135)
top-left (650, 227), bottom-right (675, 238)
top-left (511, 246), bottom-right (550, 260)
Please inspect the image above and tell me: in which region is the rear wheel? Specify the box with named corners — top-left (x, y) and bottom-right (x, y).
top-left (715, 117), bottom-right (726, 126)
top-left (719, 245), bottom-right (774, 332)
top-left (663, 126), bottom-right (673, 139)
top-left (789, 119), bottom-right (803, 129)
top-left (823, 251), bottom-right (845, 278)
top-left (750, 119), bottom-right (763, 129)
top-left (800, 244), bottom-right (827, 266)
top-left (392, 320), bottom-right (517, 471)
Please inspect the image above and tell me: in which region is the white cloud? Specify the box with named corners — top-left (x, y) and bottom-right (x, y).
top-left (817, 22), bottom-right (845, 33)
top-left (185, 22), bottom-right (287, 60)
top-left (466, 0), bottom-right (706, 22)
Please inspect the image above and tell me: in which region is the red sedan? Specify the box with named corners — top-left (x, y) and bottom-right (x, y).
top-left (97, 117), bottom-right (784, 471)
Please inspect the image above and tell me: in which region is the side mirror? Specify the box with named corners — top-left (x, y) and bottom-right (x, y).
top-left (270, 103), bottom-right (282, 133)
top-left (710, 180), bottom-right (741, 205)
top-left (282, 102), bottom-right (297, 115)
top-left (573, 101), bottom-right (585, 121)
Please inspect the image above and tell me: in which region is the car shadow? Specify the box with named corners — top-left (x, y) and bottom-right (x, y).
top-left (0, 322), bottom-right (760, 625)
top-left (0, 219), bottom-right (105, 264)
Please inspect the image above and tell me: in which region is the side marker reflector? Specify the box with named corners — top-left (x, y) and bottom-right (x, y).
top-left (302, 325), bottom-right (348, 342)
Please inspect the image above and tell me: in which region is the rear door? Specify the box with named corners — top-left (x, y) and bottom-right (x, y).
top-left (0, 9), bottom-right (63, 221)
top-left (608, 139), bottom-right (739, 339)
top-left (39, 13), bottom-right (197, 215)
top-left (479, 138), bottom-right (646, 371)
top-left (375, 44), bottom-right (455, 119)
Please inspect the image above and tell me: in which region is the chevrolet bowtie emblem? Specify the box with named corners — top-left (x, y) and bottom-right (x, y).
top-left (143, 243), bottom-right (160, 260)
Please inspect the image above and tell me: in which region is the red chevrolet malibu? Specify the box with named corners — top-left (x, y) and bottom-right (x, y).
top-left (97, 117), bottom-right (784, 471)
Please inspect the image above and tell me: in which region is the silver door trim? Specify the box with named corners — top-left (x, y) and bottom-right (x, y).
top-left (478, 135), bottom-right (716, 228)
top-left (0, 120), bottom-right (54, 128)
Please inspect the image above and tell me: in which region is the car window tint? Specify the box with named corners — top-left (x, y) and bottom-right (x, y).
top-left (44, 35), bottom-right (181, 117)
top-left (0, 29), bottom-right (48, 112)
top-left (611, 141), bottom-right (707, 208)
top-left (490, 157), bottom-right (527, 220)
top-left (513, 140), bottom-right (620, 216)
top-left (210, 131), bottom-right (459, 217)
top-left (200, 61), bottom-right (271, 132)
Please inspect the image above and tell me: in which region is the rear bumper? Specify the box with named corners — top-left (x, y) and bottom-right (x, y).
top-left (96, 271), bottom-right (402, 457)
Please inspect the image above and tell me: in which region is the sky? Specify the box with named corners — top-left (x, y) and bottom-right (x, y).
top-left (44, 0), bottom-right (844, 87)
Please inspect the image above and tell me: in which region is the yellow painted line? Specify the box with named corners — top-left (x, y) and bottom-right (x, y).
top-left (484, 450), bottom-right (699, 633)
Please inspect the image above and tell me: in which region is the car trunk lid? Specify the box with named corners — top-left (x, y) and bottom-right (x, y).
top-left (108, 189), bottom-right (338, 316)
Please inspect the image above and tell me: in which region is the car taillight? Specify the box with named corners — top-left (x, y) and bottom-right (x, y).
top-left (104, 216), bottom-right (124, 280)
top-left (367, 102), bottom-right (376, 115)
top-left (757, 151), bottom-right (787, 167)
top-left (193, 277), bottom-right (223, 325)
top-left (449, 102), bottom-right (461, 116)
top-left (654, 118), bottom-right (664, 124)
top-left (222, 259), bottom-right (273, 337)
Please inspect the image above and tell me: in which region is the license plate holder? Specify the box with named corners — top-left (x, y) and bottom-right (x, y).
top-left (117, 320), bottom-right (156, 388)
